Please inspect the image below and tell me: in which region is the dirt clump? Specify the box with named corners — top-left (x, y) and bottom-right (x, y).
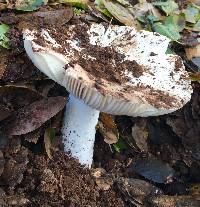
top-left (20, 151), bottom-right (125, 207)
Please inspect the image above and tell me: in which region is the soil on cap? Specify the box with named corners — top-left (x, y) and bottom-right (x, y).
top-left (34, 19), bottom-right (146, 84)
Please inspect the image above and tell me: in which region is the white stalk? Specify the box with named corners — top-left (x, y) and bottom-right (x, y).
top-left (62, 94), bottom-right (100, 168)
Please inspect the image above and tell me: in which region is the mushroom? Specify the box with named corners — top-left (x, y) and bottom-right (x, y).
top-left (23, 21), bottom-right (192, 167)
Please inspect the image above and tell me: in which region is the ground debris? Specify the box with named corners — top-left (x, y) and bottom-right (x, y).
top-left (116, 177), bottom-right (162, 206)
top-left (147, 195), bottom-right (200, 207)
top-left (5, 96), bottom-right (66, 136)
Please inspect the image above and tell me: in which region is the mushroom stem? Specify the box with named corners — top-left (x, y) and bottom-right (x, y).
top-left (62, 94), bottom-right (100, 168)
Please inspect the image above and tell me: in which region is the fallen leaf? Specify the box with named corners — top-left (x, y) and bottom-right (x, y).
top-left (44, 128), bottom-right (56, 159)
top-left (113, 137), bottom-right (127, 153)
top-left (33, 8), bottom-right (73, 26)
top-left (153, 22), bottom-right (181, 41)
top-left (184, 4), bottom-right (199, 23)
top-left (116, 177), bottom-right (162, 206)
top-left (129, 156), bottom-right (175, 183)
top-left (185, 43), bottom-right (200, 59)
top-left (165, 14), bottom-right (186, 32)
top-left (99, 113), bottom-right (119, 144)
top-left (102, 0), bottom-right (138, 27)
top-left (131, 120), bottom-right (148, 152)
top-left (6, 96), bottom-right (66, 135)
top-left (131, 2), bottom-right (163, 21)
top-left (0, 23), bottom-right (10, 48)
top-left (153, 0), bottom-right (179, 16)
top-left (148, 195), bottom-right (200, 207)
top-left (14, 0), bottom-right (48, 11)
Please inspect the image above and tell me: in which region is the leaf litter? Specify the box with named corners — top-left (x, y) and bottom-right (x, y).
top-left (0, 0), bottom-right (200, 206)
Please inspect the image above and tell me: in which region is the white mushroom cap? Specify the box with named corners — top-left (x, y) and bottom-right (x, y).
top-left (23, 22), bottom-right (192, 117)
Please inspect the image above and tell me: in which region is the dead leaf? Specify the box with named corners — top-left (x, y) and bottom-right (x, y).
top-left (185, 43), bottom-right (200, 60)
top-left (99, 113), bottom-right (119, 144)
top-left (6, 96), bottom-right (66, 135)
top-left (131, 119), bottom-right (148, 152)
top-left (128, 156), bottom-right (175, 183)
top-left (44, 128), bottom-right (53, 159)
top-left (116, 177), bottom-right (162, 206)
top-left (148, 195), bottom-right (200, 207)
top-left (130, 2), bottom-right (163, 21)
top-left (102, 0), bottom-right (138, 27)
top-left (36, 9), bottom-right (73, 25)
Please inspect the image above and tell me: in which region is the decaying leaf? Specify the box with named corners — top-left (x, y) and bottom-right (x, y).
top-left (185, 43), bottom-right (200, 59)
top-left (0, 24), bottom-right (10, 48)
top-left (102, 0), bottom-right (138, 27)
top-left (6, 96), bottom-right (66, 135)
top-left (131, 120), bottom-right (148, 153)
top-left (116, 177), bottom-right (162, 206)
top-left (99, 113), bottom-right (119, 144)
top-left (147, 195), bottom-right (200, 207)
top-left (34, 9), bottom-right (73, 26)
top-left (129, 156), bottom-right (175, 183)
top-left (44, 128), bottom-right (56, 159)
top-left (14, 0), bottom-right (48, 11)
top-left (184, 4), bottom-right (199, 24)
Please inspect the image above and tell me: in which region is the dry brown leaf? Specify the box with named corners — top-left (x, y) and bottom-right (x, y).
top-left (102, 0), bottom-right (138, 27)
top-left (5, 96), bottom-right (66, 135)
top-left (131, 119), bottom-right (148, 152)
top-left (99, 113), bottom-right (119, 144)
top-left (44, 129), bottom-right (52, 159)
top-left (148, 195), bottom-right (200, 207)
top-left (185, 44), bottom-right (200, 60)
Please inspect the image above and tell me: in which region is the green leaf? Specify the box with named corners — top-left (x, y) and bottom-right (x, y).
top-left (15, 0), bottom-right (48, 11)
top-left (0, 24), bottom-right (10, 49)
top-left (153, 22), bottom-right (181, 41)
top-left (113, 137), bottom-right (127, 153)
top-left (184, 4), bottom-right (199, 23)
top-left (165, 14), bottom-right (186, 32)
top-left (60, 0), bottom-right (88, 10)
top-left (153, 0), bottom-right (179, 16)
